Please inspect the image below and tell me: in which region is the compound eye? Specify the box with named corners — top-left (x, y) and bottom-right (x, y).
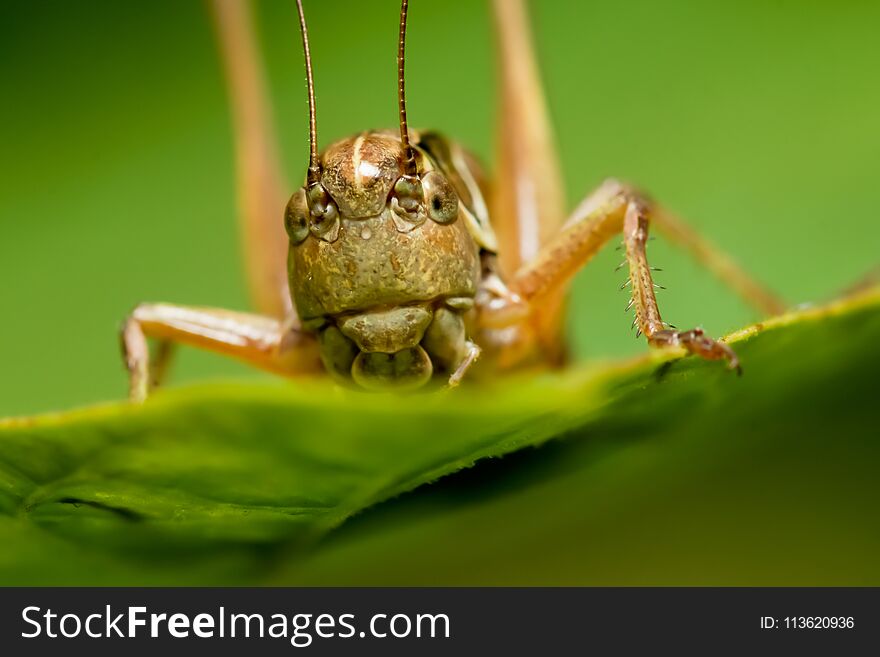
top-left (421, 171), bottom-right (458, 224)
top-left (306, 182), bottom-right (340, 242)
top-left (284, 188), bottom-right (310, 244)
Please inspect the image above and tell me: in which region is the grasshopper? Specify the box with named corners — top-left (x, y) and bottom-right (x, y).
top-left (122, 0), bottom-right (784, 400)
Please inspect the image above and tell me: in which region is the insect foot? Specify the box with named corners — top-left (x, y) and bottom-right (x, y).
top-left (650, 328), bottom-right (741, 375)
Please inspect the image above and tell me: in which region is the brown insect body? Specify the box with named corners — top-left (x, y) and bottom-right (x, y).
top-left (119, 0), bottom-right (784, 403)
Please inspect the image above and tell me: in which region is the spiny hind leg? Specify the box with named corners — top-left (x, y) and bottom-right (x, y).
top-left (121, 303), bottom-right (321, 402)
top-left (478, 181), bottom-right (739, 370)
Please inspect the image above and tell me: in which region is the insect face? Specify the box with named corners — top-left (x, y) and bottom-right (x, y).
top-left (284, 132), bottom-right (481, 390)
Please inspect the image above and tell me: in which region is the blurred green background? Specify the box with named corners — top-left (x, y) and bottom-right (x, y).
top-left (1, 0), bottom-right (878, 416)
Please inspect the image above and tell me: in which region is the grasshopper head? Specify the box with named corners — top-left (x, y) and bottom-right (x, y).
top-left (284, 132), bottom-right (480, 390)
top-left (284, 131), bottom-right (464, 240)
top-left (285, 1), bottom-right (478, 389)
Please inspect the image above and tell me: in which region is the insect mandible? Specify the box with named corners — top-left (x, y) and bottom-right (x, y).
top-left (121, 0), bottom-right (785, 400)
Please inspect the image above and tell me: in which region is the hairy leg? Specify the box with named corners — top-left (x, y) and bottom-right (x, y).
top-left (121, 304), bottom-right (321, 402)
top-left (478, 181), bottom-right (740, 370)
top-left (490, 2), bottom-right (780, 359)
top-left (622, 199), bottom-right (739, 370)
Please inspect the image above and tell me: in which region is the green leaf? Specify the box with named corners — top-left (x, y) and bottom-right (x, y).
top-left (1, 289), bottom-right (878, 585)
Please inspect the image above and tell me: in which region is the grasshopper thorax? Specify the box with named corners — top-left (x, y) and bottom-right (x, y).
top-left (284, 131), bottom-right (481, 390)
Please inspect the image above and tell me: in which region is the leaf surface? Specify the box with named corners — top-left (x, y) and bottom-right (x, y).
top-left (1, 289), bottom-right (878, 585)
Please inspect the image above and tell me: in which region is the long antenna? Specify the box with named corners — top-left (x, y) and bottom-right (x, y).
top-left (397, 0), bottom-right (417, 176)
top-left (295, 0), bottom-right (320, 185)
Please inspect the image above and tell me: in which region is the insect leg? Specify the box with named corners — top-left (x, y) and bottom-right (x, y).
top-left (490, 0), bottom-right (568, 360)
top-left (121, 303), bottom-right (321, 402)
top-left (621, 198), bottom-right (740, 371)
top-left (149, 338), bottom-right (177, 390)
top-left (421, 306), bottom-right (482, 387)
top-left (211, 0), bottom-right (292, 319)
top-left (479, 181), bottom-right (739, 370)
top-left (490, 0), bottom-right (565, 272)
top-left (447, 342), bottom-right (482, 388)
